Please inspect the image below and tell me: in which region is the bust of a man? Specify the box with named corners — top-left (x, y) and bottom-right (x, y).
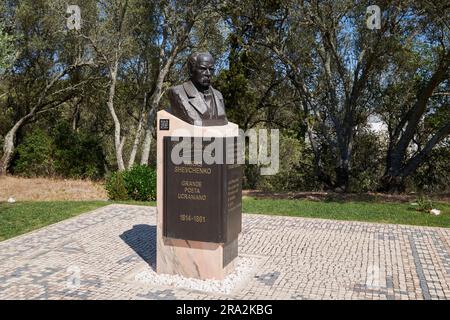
top-left (167, 52), bottom-right (228, 126)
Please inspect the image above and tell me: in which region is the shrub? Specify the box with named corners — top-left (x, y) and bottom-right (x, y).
top-left (105, 171), bottom-right (128, 201)
top-left (52, 122), bottom-right (105, 180)
top-left (257, 131), bottom-right (319, 192)
top-left (12, 122), bottom-right (105, 180)
top-left (349, 130), bottom-right (384, 192)
top-left (409, 145), bottom-right (450, 193)
top-left (416, 195), bottom-right (433, 212)
top-left (123, 165), bottom-right (157, 201)
top-left (106, 165), bottom-right (156, 201)
top-left (243, 164), bottom-right (260, 189)
top-left (14, 128), bottom-right (55, 177)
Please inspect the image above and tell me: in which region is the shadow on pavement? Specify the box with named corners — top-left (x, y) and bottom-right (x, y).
top-left (120, 224), bottom-right (156, 270)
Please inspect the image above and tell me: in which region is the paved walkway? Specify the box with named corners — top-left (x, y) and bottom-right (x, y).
top-left (0, 205), bottom-right (449, 300)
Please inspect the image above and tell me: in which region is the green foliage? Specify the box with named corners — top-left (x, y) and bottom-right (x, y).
top-left (105, 171), bottom-right (129, 201)
top-left (409, 145), bottom-right (450, 193)
top-left (0, 22), bottom-right (15, 75)
top-left (106, 165), bottom-right (156, 201)
top-left (257, 131), bottom-right (318, 191)
top-left (12, 123), bottom-right (105, 179)
top-left (349, 130), bottom-right (385, 193)
top-left (123, 165), bottom-right (157, 201)
top-left (416, 195), bottom-right (434, 212)
top-left (14, 128), bottom-right (55, 177)
top-left (1, 198), bottom-right (448, 243)
top-left (1, 1), bottom-right (449, 194)
top-left (243, 164), bottom-right (260, 190)
top-left (52, 122), bottom-right (105, 180)
top-left (243, 198), bottom-right (450, 228)
top-left (0, 201), bottom-right (109, 241)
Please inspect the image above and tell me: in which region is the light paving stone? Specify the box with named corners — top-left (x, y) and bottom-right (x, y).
top-left (0, 204), bottom-right (449, 300)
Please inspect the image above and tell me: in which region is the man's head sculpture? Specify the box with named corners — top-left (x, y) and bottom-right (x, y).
top-left (188, 52), bottom-right (215, 92)
top-left (167, 51), bottom-right (228, 126)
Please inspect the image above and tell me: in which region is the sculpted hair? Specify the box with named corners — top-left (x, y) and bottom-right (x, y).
top-left (188, 52), bottom-right (214, 75)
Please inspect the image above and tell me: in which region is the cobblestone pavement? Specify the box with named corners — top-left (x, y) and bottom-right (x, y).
top-left (0, 204), bottom-right (449, 300)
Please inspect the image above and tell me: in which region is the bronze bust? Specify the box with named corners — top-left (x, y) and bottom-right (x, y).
top-left (167, 52), bottom-right (228, 126)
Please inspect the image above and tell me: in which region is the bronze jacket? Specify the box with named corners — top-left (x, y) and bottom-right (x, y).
top-left (167, 80), bottom-right (228, 126)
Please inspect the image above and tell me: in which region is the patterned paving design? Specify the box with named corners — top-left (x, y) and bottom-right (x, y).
top-left (0, 204), bottom-right (449, 300)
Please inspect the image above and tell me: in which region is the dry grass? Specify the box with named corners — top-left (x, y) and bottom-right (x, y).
top-left (242, 190), bottom-right (450, 203)
top-left (0, 176), bottom-right (108, 201)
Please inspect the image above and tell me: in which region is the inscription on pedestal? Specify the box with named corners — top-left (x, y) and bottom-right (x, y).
top-left (163, 137), bottom-right (242, 243)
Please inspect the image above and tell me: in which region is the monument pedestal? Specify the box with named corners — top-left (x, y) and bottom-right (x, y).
top-left (156, 110), bottom-right (242, 280)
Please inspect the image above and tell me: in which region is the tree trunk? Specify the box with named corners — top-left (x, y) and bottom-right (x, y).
top-left (0, 57), bottom-right (93, 175)
top-left (334, 167), bottom-right (349, 192)
top-left (140, 11), bottom-right (196, 165)
top-left (379, 175), bottom-right (406, 193)
top-left (140, 50), bottom-right (178, 165)
top-left (380, 123), bottom-right (450, 192)
top-left (107, 61), bottom-right (125, 171)
top-left (72, 98), bottom-right (82, 132)
top-left (334, 132), bottom-right (353, 192)
top-left (140, 106), bottom-right (158, 165)
top-left (334, 163), bottom-right (349, 192)
top-left (0, 117), bottom-right (28, 175)
top-left (402, 123), bottom-right (450, 176)
top-left (128, 118), bottom-right (144, 169)
top-left (128, 93), bottom-right (147, 169)
top-left (381, 52), bottom-right (450, 192)
top-left (306, 126), bottom-right (333, 189)
top-left (0, 131), bottom-right (16, 175)
top-left (140, 127), bottom-right (152, 165)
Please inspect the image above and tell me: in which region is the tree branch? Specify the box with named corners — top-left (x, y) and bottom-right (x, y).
top-left (402, 123), bottom-right (450, 176)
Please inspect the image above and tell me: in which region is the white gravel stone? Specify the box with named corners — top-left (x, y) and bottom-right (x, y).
top-left (430, 209), bottom-right (441, 216)
top-left (134, 256), bottom-right (258, 294)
